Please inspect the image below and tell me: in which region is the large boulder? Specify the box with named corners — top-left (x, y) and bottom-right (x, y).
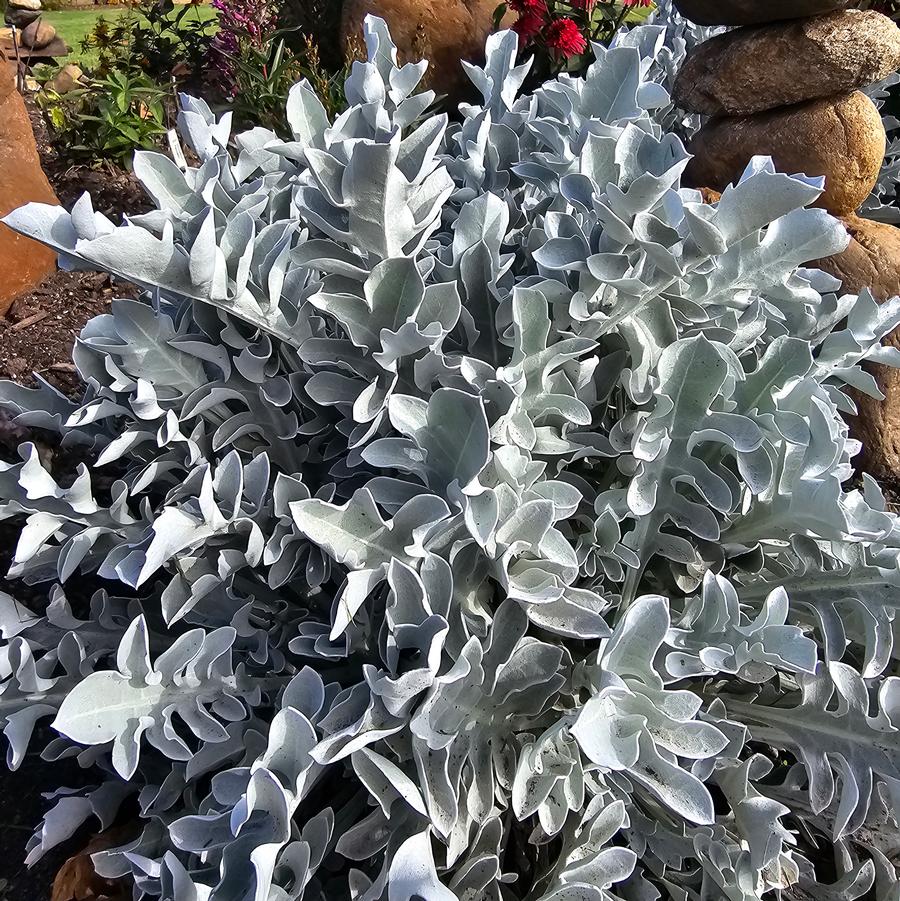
top-left (684, 91), bottom-right (885, 216)
top-left (812, 215), bottom-right (900, 478)
top-left (673, 0), bottom-right (850, 26)
top-left (341, 0), bottom-right (512, 103)
top-left (0, 54), bottom-right (58, 317)
top-left (674, 11), bottom-right (900, 117)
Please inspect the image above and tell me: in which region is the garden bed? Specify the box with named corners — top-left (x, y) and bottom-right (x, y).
top-left (0, 97), bottom-right (144, 397)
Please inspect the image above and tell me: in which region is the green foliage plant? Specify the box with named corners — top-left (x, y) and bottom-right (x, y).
top-left (213, 31), bottom-right (306, 134)
top-left (81, 0), bottom-right (216, 88)
top-left (37, 69), bottom-right (169, 168)
top-left (36, 0), bottom-right (215, 167)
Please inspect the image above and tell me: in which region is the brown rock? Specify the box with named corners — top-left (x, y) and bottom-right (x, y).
top-left (0, 53), bottom-right (58, 317)
top-left (20, 17), bottom-right (55, 49)
top-left (698, 187), bottom-right (722, 204)
top-left (674, 11), bottom-right (900, 117)
top-left (49, 62), bottom-right (83, 93)
top-left (814, 215), bottom-right (900, 302)
top-left (340, 0), bottom-right (514, 103)
top-left (684, 91), bottom-right (885, 216)
top-left (812, 215), bottom-right (900, 478)
top-left (52, 827), bottom-right (134, 901)
top-left (673, 0), bottom-right (850, 26)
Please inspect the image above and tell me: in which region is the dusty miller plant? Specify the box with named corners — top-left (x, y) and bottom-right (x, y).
top-left (2, 15), bottom-right (900, 901)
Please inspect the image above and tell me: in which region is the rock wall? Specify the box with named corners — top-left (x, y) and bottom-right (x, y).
top-left (3, 0), bottom-right (68, 58)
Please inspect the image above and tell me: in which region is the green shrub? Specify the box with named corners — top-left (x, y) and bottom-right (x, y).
top-left (80, 0), bottom-right (216, 88)
top-left (36, 0), bottom-right (215, 167)
top-left (37, 0), bottom-right (346, 165)
top-left (38, 69), bottom-right (169, 167)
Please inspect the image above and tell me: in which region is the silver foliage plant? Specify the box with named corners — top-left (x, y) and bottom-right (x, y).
top-left (2, 15), bottom-right (900, 901)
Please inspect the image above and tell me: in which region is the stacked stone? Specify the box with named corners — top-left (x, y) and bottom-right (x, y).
top-left (4, 0), bottom-right (65, 56)
top-left (3, 0), bottom-right (41, 28)
top-left (673, 0), bottom-right (900, 475)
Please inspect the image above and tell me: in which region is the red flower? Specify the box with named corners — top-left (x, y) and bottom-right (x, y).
top-left (513, 10), bottom-right (546, 40)
top-left (622, 0), bottom-right (653, 5)
top-left (570, 0), bottom-right (594, 9)
top-left (545, 16), bottom-right (587, 56)
top-left (509, 0), bottom-right (547, 43)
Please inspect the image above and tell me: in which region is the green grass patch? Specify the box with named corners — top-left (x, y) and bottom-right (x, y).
top-left (43, 4), bottom-right (217, 68)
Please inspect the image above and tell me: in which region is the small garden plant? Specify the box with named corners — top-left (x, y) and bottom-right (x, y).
top-left (36, 0), bottom-right (216, 166)
top-left (38, 68), bottom-right (171, 167)
top-left (2, 14), bottom-right (900, 901)
top-left (78, 0), bottom-right (214, 85)
top-left (35, 0), bottom-right (342, 167)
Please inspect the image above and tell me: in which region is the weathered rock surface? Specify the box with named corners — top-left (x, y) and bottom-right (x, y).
top-left (17, 37), bottom-right (68, 59)
top-left (0, 55), bottom-right (58, 317)
top-left (815, 215), bottom-right (900, 302)
top-left (4, 7), bottom-right (40, 27)
top-left (685, 91), bottom-right (885, 215)
top-left (673, 0), bottom-right (850, 26)
top-left (20, 17), bottom-right (55, 49)
top-left (674, 11), bottom-right (900, 116)
top-left (49, 62), bottom-right (83, 94)
top-left (341, 0), bottom-right (513, 102)
top-left (812, 215), bottom-right (900, 477)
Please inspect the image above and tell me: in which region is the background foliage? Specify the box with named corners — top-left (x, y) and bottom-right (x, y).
top-left (35, 0), bottom-right (346, 166)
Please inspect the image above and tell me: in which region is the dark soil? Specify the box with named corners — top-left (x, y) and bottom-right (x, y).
top-left (0, 269), bottom-right (138, 396)
top-left (0, 95), bottom-right (149, 901)
top-left (0, 683), bottom-right (93, 901)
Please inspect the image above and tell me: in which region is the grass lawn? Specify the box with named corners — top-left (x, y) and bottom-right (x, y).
top-left (43, 4), bottom-right (217, 67)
